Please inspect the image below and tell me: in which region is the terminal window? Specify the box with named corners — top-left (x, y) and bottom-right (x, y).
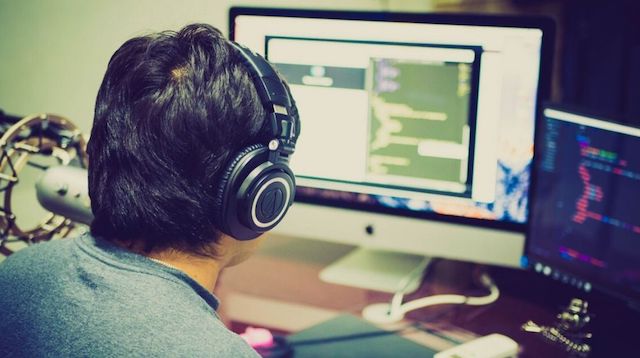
top-left (266, 37), bottom-right (480, 198)
top-left (367, 58), bottom-right (474, 192)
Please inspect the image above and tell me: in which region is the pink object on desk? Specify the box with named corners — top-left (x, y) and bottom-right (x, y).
top-left (240, 327), bottom-right (275, 348)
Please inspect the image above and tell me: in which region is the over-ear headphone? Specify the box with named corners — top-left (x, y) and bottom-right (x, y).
top-left (213, 41), bottom-right (300, 241)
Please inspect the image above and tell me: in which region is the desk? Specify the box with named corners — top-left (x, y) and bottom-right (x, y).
top-left (215, 234), bottom-right (636, 357)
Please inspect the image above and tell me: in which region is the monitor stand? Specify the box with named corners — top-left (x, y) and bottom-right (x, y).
top-left (319, 247), bottom-right (431, 294)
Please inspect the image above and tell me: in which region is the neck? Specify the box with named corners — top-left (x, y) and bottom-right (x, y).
top-left (147, 251), bottom-right (223, 293)
top-left (112, 235), bottom-right (249, 293)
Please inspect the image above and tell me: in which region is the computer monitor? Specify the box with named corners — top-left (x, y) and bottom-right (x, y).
top-left (527, 105), bottom-right (640, 308)
top-left (230, 8), bottom-right (554, 287)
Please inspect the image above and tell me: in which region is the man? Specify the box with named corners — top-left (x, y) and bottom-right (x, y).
top-left (0, 24), bottom-right (296, 357)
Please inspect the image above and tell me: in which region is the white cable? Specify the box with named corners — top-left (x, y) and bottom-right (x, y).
top-left (363, 272), bottom-right (500, 324)
top-left (388, 257), bottom-right (431, 314)
top-left (398, 273), bottom-right (499, 316)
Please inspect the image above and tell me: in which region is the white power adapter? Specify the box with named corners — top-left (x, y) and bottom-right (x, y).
top-left (434, 333), bottom-right (519, 358)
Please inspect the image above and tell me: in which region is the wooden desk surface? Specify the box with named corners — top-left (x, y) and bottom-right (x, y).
top-left (214, 234), bottom-right (591, 357)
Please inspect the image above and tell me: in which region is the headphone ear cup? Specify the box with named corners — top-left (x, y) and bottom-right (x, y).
top-left (213, 143), bottom-right (296, 241)
top-left (213, 143), bottom-right (265, 232)
top-left (239, 166), bottom-right (295, 232)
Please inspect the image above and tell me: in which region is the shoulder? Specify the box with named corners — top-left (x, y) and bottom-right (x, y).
top-left (125, 293), bottom-right (258, 356)
top-left (0, 239), bottom-right (259, 357)
top-left (0, 238), bottom-right (73, 280)
top-left (1, 237), bottom-right (73, 261)
top-left (3, 320), bottom-right (259, 358)
top-left (64, 311), bottom-right (260, 357)
top-left (145, 319), bottom-right (259, 357)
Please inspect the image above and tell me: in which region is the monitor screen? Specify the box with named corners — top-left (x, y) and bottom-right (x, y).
top-left (230, 8), bottom-right (553, 267)
top-left (231, 9), bottom-right (550, 230)
top-left (528, 106), bottom-right (640, 305)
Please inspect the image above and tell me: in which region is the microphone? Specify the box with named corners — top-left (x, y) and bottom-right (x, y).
top-left (36, 166), bottom-right (93, 225)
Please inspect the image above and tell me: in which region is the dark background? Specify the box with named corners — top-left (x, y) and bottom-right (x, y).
top-left (436, 0), bottom-right (640, 125)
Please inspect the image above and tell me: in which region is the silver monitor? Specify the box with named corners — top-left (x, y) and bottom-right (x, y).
top-left (230, 8), bottom-right (554, 291)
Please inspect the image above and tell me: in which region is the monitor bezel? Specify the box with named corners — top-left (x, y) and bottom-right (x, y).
top-left (527, 102), bottom-right (640, 306)
top-left (229, 7), bottom-right (556, 234)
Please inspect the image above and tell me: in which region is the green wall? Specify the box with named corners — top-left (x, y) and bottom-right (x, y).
top-left (0, 0), bottom-right (234, 133)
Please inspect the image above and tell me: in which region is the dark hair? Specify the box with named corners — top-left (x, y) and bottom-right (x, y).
top-left (87, 24), bottom-right (266, 254)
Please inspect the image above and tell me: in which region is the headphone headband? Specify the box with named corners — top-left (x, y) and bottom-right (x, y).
top-left (228, 41), bottom-right (299, 160)
top-left (213, 42), bottom-right (299, 240)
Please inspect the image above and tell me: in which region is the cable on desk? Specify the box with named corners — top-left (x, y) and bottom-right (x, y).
top-left (401, 273), bottom-right (499, 313)
top-left (363, 273), bottom-right (500, 324)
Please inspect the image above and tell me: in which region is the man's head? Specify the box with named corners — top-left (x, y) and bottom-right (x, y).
top-left (87, 24), bottom-right (269, 256)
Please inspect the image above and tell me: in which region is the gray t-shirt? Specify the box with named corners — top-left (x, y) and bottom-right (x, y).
top-left (0, 233), bottom-right (259, 357)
